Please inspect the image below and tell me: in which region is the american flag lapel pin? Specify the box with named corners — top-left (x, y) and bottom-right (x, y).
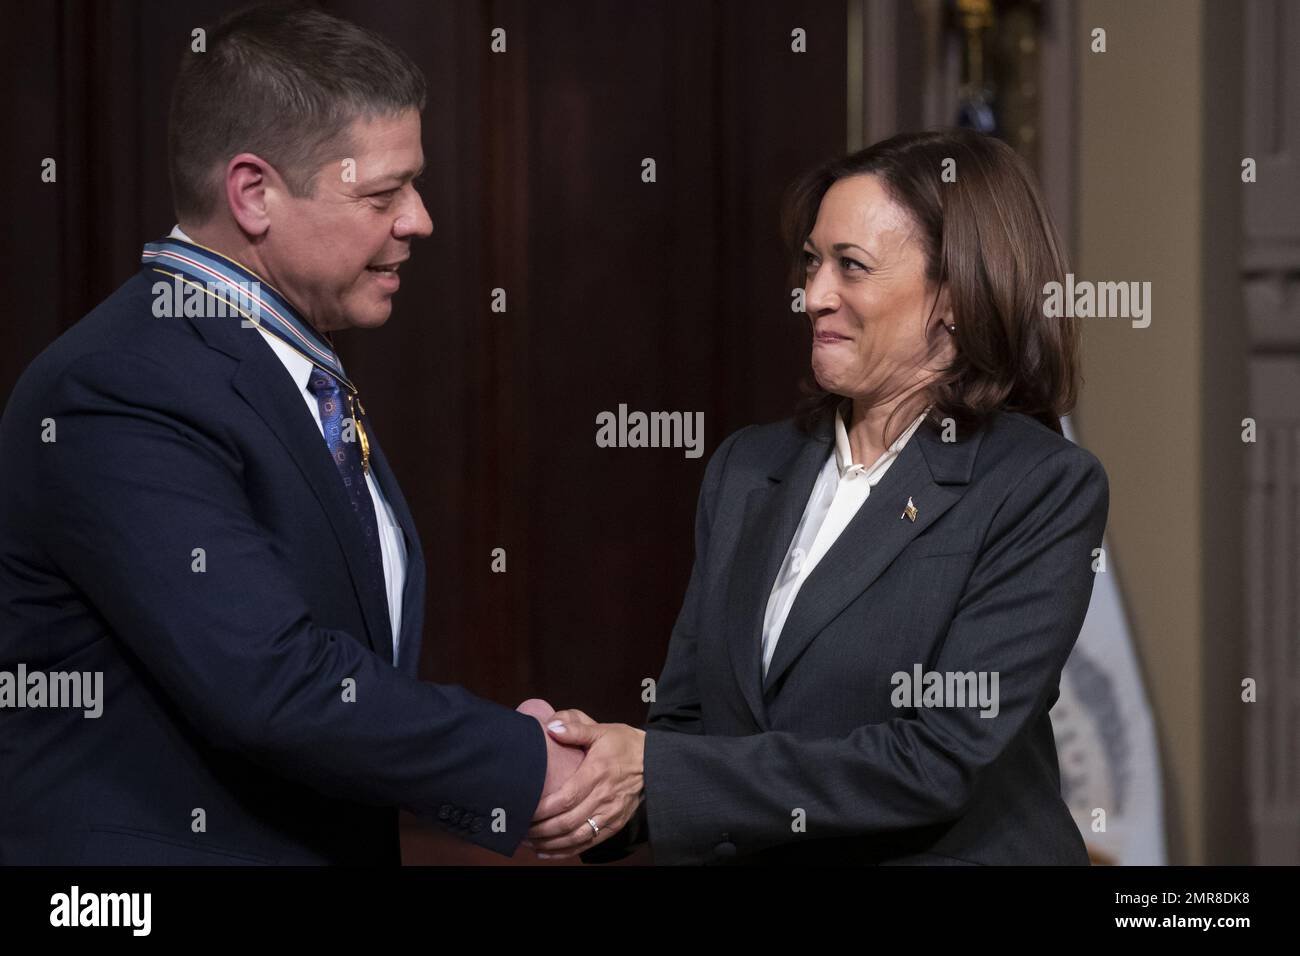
top-left (902, 496), bottom-right (918, 522)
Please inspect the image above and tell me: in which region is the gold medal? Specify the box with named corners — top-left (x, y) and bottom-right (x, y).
top-left (347, 393), bottom-right (371, 474)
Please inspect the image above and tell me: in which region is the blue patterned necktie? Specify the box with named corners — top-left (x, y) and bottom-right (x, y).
top-left (306, 368), bottom-right (387, 613)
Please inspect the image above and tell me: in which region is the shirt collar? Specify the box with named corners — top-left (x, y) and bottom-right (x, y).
top-left (833, 400), bottom-right (931, 482)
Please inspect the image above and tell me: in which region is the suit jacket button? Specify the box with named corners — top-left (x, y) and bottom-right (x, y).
top-left (715, 841), bottom-right (737, 858)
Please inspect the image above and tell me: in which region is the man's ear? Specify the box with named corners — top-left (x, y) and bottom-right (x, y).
top-left (223, 152), bottom-right (276, 239)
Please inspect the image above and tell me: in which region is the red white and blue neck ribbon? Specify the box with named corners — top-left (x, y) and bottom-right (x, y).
top-left (141, 236), bottom-right (354, 389)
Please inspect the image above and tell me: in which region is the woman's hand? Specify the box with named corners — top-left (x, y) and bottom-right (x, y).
top-left (524, 708), bottom-right (645, 859)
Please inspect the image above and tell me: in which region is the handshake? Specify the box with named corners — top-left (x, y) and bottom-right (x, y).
top-left (515, 699), bottom-right (646, 860)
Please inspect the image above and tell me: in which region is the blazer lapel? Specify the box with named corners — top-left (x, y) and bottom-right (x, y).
top-left (726, 423), bottom-right (833, 729)
top-left (188, 312), bottom-right (395, 661)
top-left (761, 418), bottom-right (985, 695)
top-left (364, 429), bottom-right (426, 678)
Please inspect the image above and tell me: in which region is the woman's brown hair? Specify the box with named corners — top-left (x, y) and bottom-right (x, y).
top-left (782, 127), bottom-right (1078, 440)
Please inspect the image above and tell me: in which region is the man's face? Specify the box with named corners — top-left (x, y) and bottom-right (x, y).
top-left (260, 109), bottom-right (432, 332)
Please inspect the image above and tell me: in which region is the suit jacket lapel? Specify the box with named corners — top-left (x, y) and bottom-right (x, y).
top-left (760, 418), bottom-right (984, 695)
top-left (364, 430), bottom-right (426, 678)
top-left (722, 412), bottom-right (987, 714)
top-left (188, 312), bottom-right (395, 661)
top-left (726, 423), bottom-right (833, 729)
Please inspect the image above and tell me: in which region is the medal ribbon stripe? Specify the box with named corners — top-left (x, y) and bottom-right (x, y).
top-left (142, 237), bottom-right (344, 381)
top-left (141, 235), bottom-right (372, 475)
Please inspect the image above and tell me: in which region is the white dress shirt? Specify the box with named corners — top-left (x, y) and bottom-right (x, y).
top-left (169, 226), bottom-right (407, 662)
top-left (760, 401), bottom-right (930, 678)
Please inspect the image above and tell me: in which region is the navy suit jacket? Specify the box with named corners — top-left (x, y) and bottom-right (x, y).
top-left (0, 268), bottom-right (546, 864)
top-left (588, 408), bottom-right (1107, 865)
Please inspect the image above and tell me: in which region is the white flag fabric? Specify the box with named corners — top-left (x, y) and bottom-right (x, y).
top-left (1050, 415), bottom-right (1167, 864)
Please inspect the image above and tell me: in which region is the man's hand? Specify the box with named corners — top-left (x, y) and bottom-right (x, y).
top-left (524, 709), bottom-right (645, 859)
top-left (516, 699), bottom-right (584, 802)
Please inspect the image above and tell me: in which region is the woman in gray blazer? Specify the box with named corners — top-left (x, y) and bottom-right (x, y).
top-left (527, 128), bottom-right (1108, 865)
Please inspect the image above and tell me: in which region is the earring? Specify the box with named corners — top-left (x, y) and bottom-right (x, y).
top-left (946, 324), bottom-right (956, 334)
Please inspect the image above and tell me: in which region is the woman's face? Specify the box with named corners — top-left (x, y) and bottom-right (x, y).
top-left (802, 173), bottom-right (952, 407)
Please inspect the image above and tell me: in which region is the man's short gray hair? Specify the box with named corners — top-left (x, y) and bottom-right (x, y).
top-left (168, 3), bottom-right (426, 223)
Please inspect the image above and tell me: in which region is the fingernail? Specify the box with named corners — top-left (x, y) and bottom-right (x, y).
top-left (547, 721), bottom-right (566, 733)
top-left (537, 852), bottom-right (552, 859)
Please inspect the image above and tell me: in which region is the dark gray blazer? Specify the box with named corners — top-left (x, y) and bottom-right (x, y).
top-left (588, 408), bottom-right (1107, 865)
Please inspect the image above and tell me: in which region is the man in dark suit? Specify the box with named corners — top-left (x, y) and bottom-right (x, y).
top-left (0, 5), bottom-right (574, 865)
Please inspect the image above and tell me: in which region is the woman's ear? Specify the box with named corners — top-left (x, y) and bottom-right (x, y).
top-left (934, 284), bottom-right (954, 332)
top-left (925, 285), bottom-right (955, 346)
